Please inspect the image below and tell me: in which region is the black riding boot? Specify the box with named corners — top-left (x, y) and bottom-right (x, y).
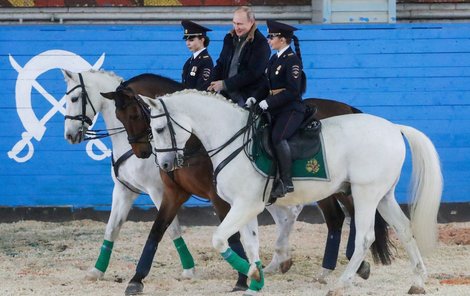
top-left (270, 140), bottom-right (293, 198)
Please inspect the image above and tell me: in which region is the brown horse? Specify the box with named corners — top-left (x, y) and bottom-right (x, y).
top-left (101, 74), bottom-right (393, 295)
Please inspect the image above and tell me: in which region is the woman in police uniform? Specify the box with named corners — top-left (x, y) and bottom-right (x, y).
top-left (258, 20), bottom-right (306, 199)
top-left (181, 20), bottom-right (214, 91)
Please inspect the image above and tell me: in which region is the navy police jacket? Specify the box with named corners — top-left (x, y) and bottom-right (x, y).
top-left (211, 25), bottom-right (270, 102)
top-left (182, 49), bottom-right (213, 91)
top-left (265, 47), bottom-right (306, 115)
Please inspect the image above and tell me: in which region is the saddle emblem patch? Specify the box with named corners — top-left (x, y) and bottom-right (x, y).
top-left (306, 159), bottom-right (320, 174)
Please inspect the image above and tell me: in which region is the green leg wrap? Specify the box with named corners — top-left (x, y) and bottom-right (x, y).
top-left (221, 248), bottom-right (250, 275)
top-left (248, 261), bottom-right (264, 292)
top-left (173, 237), bottom-right (195, 269)
top-left (94, 240), bottom-right (114, 273)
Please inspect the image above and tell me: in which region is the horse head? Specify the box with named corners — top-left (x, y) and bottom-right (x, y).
top-left (62, 69), bottom-right (101, 144)
top-left (101, 85), bottom-right (153, 159)
top-left (142, 95), bottom-right (192, 172)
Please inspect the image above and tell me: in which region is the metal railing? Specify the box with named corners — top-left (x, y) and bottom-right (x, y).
top-left (0, 6), bottom-right (315, 24)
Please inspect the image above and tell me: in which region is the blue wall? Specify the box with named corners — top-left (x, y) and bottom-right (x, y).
top-left (0, 23), bottom-right (469, 209)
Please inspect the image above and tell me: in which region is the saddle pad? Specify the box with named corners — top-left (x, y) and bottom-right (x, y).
top-left (252, 134), bottom-right (329, 180)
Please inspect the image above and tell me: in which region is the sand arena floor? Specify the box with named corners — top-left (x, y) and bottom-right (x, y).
top-left (0, 220), bottom-right (469, 296)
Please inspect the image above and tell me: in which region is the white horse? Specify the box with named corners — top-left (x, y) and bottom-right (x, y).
top-left (142, 90), bottom-right (443, 295)
top-left (61, 70), bottom-right (302, 285)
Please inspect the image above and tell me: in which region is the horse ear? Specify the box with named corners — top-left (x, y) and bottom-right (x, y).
top-left (61, 69), bottom-right (75, 80)
top-left (139, 95), bottom-right (155, 108)
top-left (101, 92), bottom-right (115, 100)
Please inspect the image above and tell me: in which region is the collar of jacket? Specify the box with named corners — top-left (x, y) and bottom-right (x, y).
top-left (229, 23), bottom-right (257, 42)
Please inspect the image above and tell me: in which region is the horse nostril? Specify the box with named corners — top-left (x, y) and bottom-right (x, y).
top-left (162, 163), bottom-right (170, 171)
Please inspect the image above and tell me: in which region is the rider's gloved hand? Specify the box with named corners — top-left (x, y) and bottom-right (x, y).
top-left (245, 97), bottom-right (257, 108)
top-left (259, 100), bottom-right (269, 110)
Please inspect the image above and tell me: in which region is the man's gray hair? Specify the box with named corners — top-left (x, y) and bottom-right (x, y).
top-left (234, 6), bottom-right (256, 22)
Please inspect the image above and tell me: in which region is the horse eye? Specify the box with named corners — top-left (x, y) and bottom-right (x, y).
top-left (155, 127), bottom-right (164, 134)
top-left (71, 96), bottom-right (79, 103)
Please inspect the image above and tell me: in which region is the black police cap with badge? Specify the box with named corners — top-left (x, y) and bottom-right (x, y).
top-left (181, 20), bottom-right (212, 40)
top-left (266, 19), bottom-right (298, 39)
top-left (266, 20), bottom-right (306, 94)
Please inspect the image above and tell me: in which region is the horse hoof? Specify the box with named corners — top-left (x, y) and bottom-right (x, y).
top-left (313, 276), bottom-right (328, 285)
top-left (263, 261), bottom-right (280, 274)
top-left (357, 261), bottom-right (371, 280)
top-left (408, 285), bottom-right (426, 294)
top-left (231, 283), bottom-right (248, 292)
top-left (280, 258), bottom-right (293, 274)
top-left (85, 267), bottom-right (104, 281)
top-left (181, 267), bottom-right (196, 279)
top-left (125, 281), bottom-right (144, 295)
top-left (313, 268), bottom-right (332, 285)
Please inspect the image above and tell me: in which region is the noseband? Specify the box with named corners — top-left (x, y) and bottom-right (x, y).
top-left (64, 73), bottom-right (97, 131)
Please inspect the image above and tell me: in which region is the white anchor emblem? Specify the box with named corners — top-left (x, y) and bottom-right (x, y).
top-left (7, 49), bottom-right (109, 163)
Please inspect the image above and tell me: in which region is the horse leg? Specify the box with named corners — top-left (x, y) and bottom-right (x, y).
top-left (125, 181), bottom-right (190, 296)
top-left (377, 191), bottom-right (427, 294)
top-left (86, 184), bottom-right (138, 281)
top-left (337, 194), bottom-right (371, 280)
top-left (264, 204), bottom-right (302, 274)
top-left (164, 213), bottom-right (195, 279)
top-left (212, 201), bottom-right (266, 295)
top-left (146, 177), bottom-right (195, 279)
top-left (328, 186), bottom-right (380, 296)
top-left (313, 196), bottom-right (345, 284)
top-left (211, 195), bottom-right (248, 291)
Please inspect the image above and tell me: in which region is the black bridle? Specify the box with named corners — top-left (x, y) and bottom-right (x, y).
top-left (64, 73), bottom-right (96, 129)
top-left (115, 85), bottom-right (153, 145)
top-left (151, 98), bottom-right (259, 183)
top-left (150, 98), bottom-right (190, 168)
top-left (64, 73), bottom-right (125, 140)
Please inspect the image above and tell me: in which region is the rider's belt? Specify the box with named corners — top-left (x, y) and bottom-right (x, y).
top-left (270, 88), bottom-right (286, 95)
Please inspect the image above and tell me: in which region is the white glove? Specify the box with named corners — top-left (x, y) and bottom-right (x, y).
top-left (259, 100), bottom-right (269, 110)
top-left (245, 97), bottom-right (257, 108)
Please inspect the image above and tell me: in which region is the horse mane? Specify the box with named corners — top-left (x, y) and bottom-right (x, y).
top-left (123, 73), bottom-right (183, 90)
top-left (163, 89), bottom-right (246, 113)
top-left (88, 68), bottom-right (125, 83)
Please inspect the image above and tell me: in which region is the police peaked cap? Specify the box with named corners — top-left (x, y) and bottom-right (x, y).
top-left (266, 20), bottom-right (298, 39)
top-left (181, 20), bottom-right (212, 39)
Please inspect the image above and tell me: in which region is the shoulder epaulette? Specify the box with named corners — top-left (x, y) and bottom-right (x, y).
top-left (202, 55), bottom-right (210, 59)
top-left (287, 53), bottom-right (294, 56)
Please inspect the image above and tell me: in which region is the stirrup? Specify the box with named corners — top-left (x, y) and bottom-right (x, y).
top-left (270, 179), bottom-right (287, 199)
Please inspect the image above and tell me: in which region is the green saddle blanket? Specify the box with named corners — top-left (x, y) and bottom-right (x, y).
top-left (252, 134), bottom-right (329, 180)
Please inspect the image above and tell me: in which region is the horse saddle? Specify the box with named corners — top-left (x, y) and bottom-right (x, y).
top-left (259, 105), bottom-right (322, 160)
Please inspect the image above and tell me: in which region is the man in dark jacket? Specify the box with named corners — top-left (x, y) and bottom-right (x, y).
top-left (207, 6), bottom-right (271, 106)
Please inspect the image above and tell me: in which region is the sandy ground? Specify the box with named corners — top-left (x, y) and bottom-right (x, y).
top-left (0, 219), bottom-right (469, 296)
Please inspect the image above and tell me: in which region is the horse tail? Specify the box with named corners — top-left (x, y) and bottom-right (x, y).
top-left (370, 212), bottom-right (394, 265)
top-left (398, 124), bottom-right (443, 256)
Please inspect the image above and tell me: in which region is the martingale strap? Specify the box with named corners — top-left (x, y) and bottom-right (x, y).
top-left (111, 150), bottom-right (143, 195)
